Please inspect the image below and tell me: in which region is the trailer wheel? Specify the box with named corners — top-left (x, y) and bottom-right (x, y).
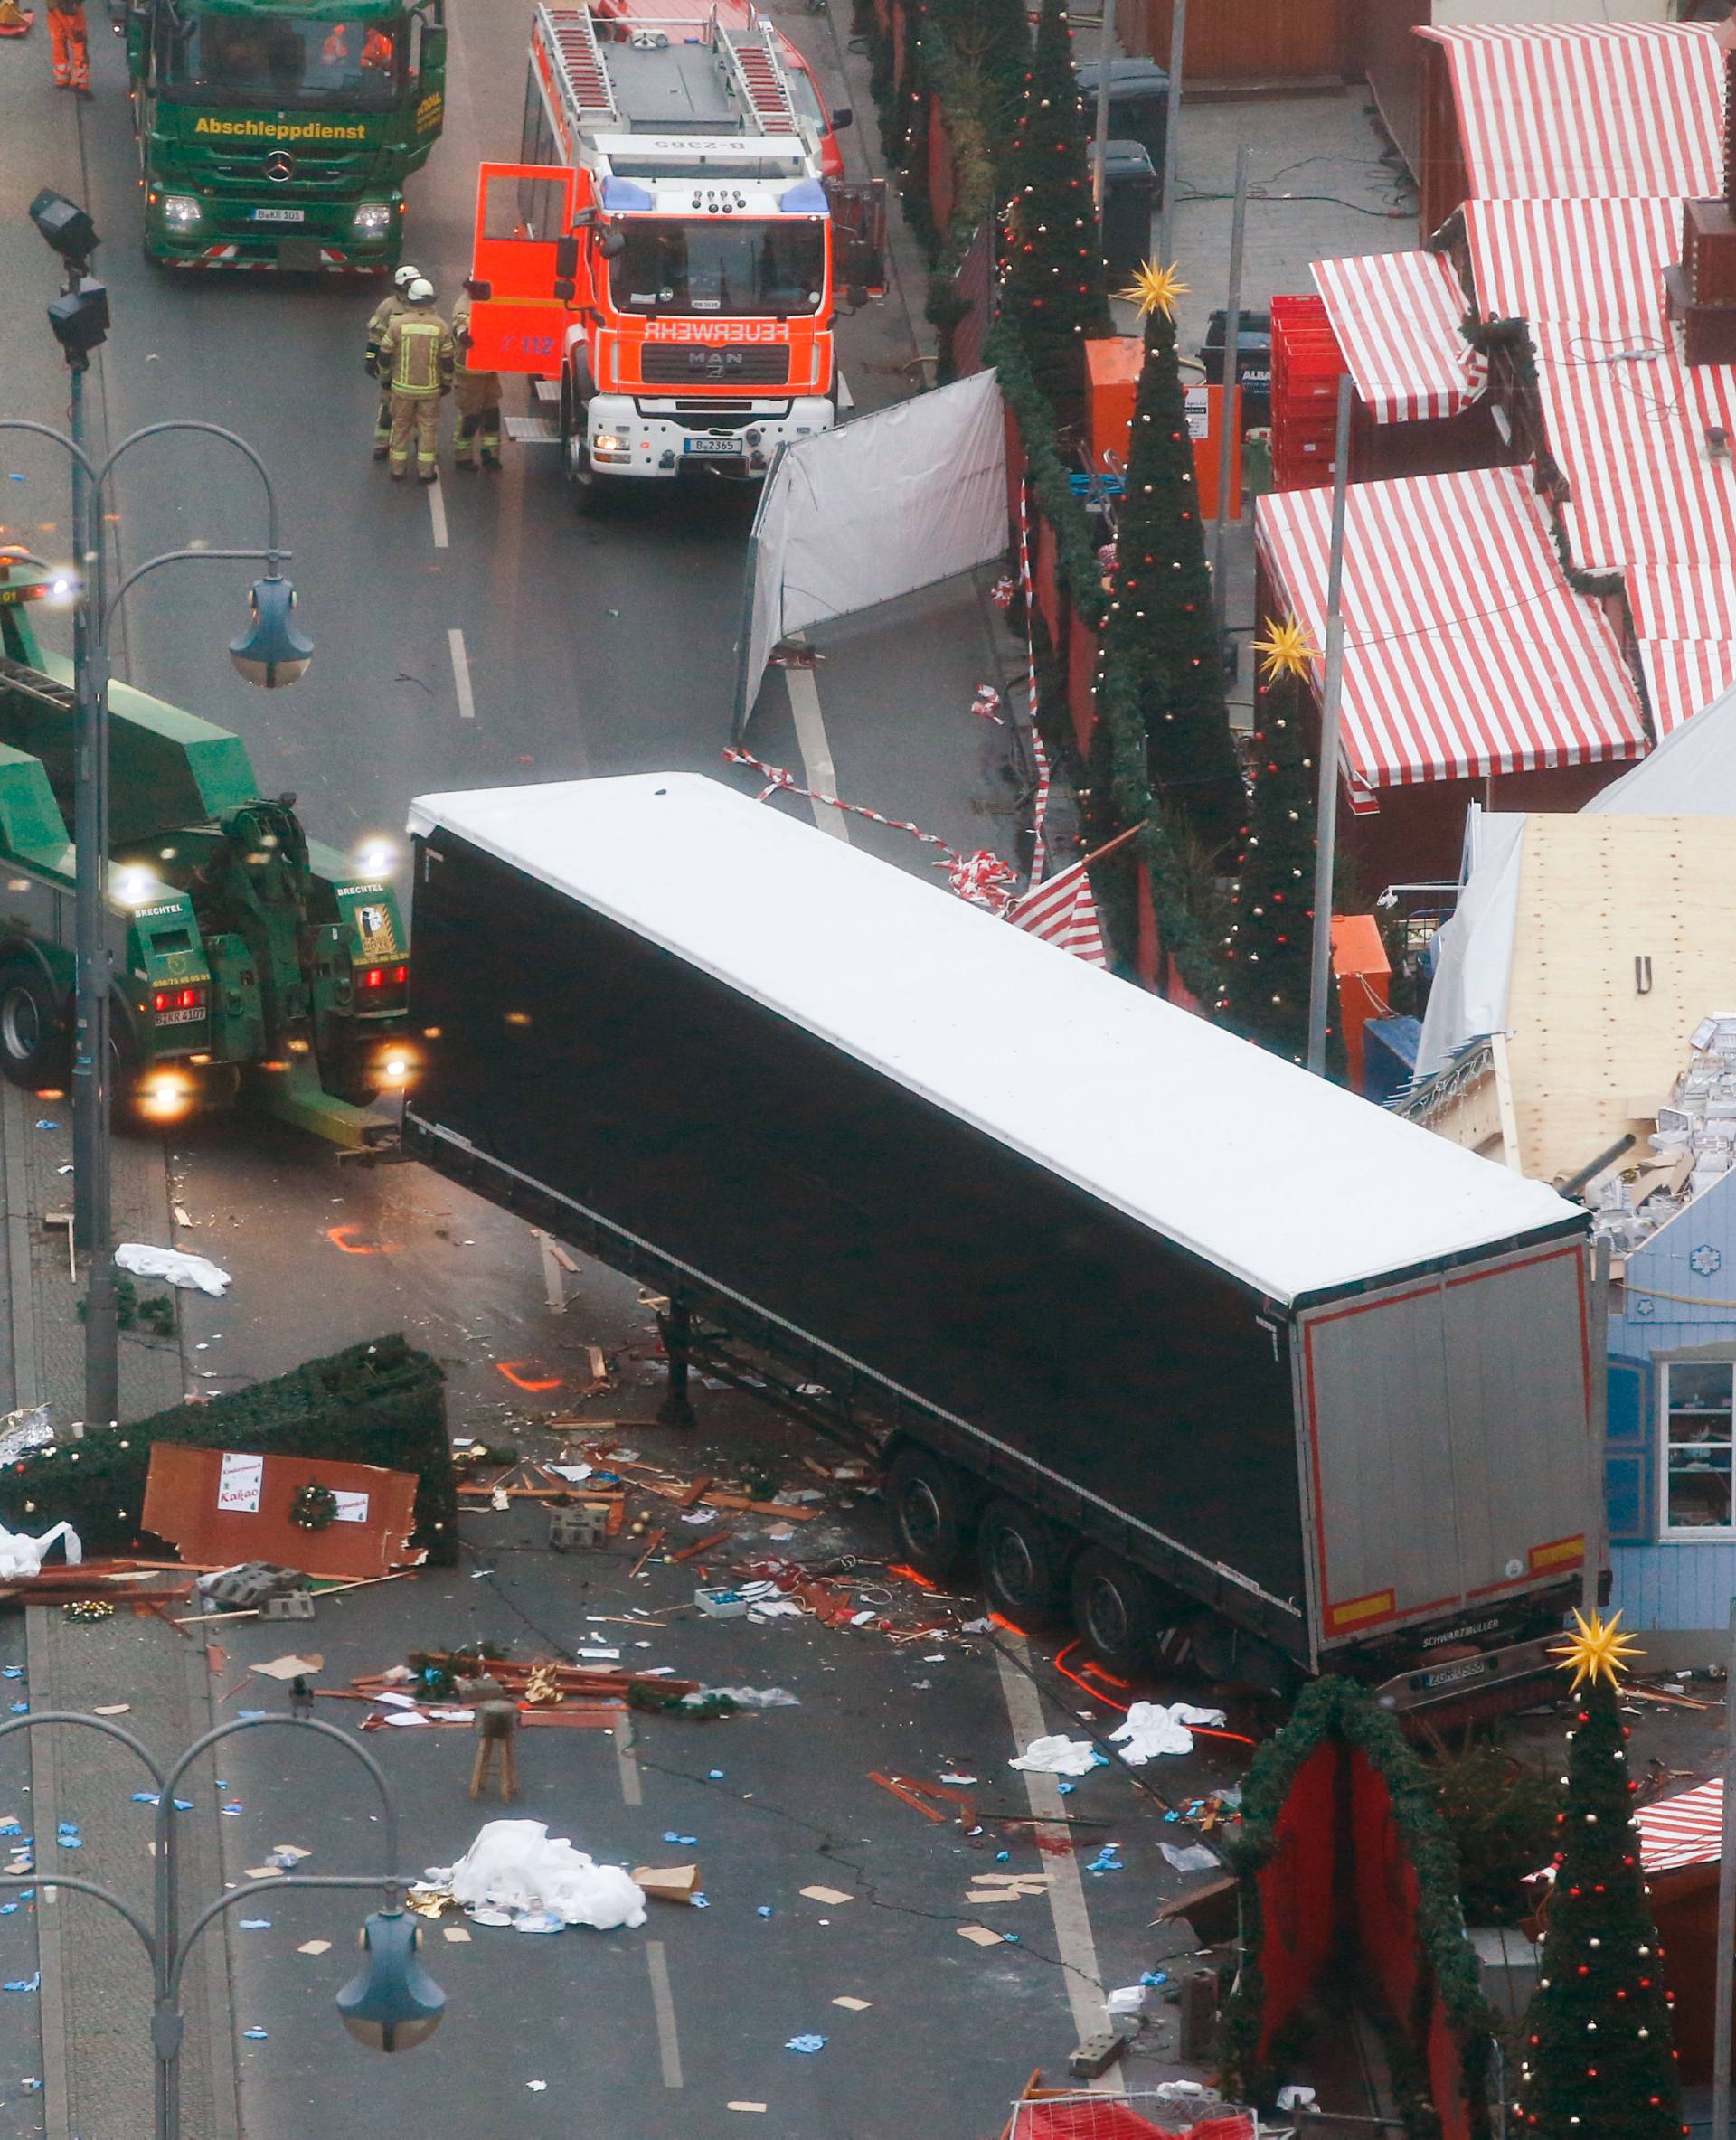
top-left (1070, 1547), bottom-right (1159, 1676)
top-left (0, 965), bottom-right (69, 1089)
top-left (887, 1448), bottom-right (970, 1580)
top-left (979, 1497), bottom-right (1067, 1629)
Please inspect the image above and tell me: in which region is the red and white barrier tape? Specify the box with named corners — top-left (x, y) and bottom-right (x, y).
top-left (722, 746), bottom-right (1019, 914)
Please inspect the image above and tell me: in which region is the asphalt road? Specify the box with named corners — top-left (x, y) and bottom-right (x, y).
top-left (0, 6), bottom-right (1212, 2136)
top-left (195, 1391), bottom-right (1243, 2140)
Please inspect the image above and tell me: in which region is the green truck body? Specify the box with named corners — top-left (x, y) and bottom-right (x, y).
top-left (0, 600), bottom-right (409, 1147)
top-left (127, 0), bottom-right (446, 271)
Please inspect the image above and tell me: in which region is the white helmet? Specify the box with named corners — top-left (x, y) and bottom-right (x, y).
top-left (393, 263), bottom-right (423, 290)
top-left (406, 278), bottom-right (436, 306)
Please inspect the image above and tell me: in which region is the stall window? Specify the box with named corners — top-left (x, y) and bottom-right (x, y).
top-left (1662, 1360), bottom-right (1736, 1535)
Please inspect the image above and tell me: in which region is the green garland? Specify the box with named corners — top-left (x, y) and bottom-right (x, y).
top-left (1221, 1676), bottom-right (1496, 2137)
top-left (863, 0), bottom-right (1229, 999)
top-left (0, 1334), bottom-right (457, 1565)
top-left (289, 1480), bottom-right (340, 1532)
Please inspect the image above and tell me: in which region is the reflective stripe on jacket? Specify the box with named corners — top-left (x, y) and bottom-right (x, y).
top-left (382, 315), bottom-right (453, 397)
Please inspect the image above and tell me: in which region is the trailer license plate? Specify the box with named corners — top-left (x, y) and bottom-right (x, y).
top-left (684, 437), bottom-right (741, 457)
top-left (156, 1006), bottom-right (203, 1025)
top-left (252, 208), bottom-right (305, 224)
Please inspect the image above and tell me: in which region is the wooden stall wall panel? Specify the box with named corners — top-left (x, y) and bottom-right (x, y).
top-left (1127, 0), bottom-right (1349, 83)
top-left (141, 1444), bottom-right (423, 1580)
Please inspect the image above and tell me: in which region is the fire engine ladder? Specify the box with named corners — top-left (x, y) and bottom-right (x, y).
top-left (538, 4), bottom-right (621, 135)
top-left (715, 18), bottom-right (799, 139)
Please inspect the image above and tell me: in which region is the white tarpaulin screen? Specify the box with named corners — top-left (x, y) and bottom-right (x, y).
top-left (733, 370), bottom-right (1007, 731)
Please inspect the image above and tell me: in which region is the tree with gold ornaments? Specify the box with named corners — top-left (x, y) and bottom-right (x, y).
top-left (998, 0), bottom-right (1111, 416)
top-left (1096, 260), bottom-right (1243, 856)
top-left (1218, 616), bottom-right (1340, 1070)
top-left (1514, 1610), bottom-right (1684, 2140)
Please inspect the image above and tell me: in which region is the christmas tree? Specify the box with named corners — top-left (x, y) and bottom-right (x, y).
top-left (1096, 261), bottom-right (1243, 856)
top-left (998, 0), bottom-right (1111, 415)
top-left (1514, 1610), bottom-right (1684, 2140)
top-left (1219, 616), bottom-right (1328, 1066)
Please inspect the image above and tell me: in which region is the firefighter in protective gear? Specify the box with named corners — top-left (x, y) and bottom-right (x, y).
top-left (47, 0), bottom-right (90, 90)
top-left (365, 263), bottom-right (425, 460)
top-left (451, 280), bottom-right (504, 473)
top-left (376, 278), bottom-right (454, 483)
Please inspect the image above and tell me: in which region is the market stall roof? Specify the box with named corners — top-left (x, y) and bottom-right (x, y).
top-left (1311, 250), bottom-right (1484, 424)
top-left (1636, 1776), bottom-right (1722, 1876)
top-left (1255, 465), bottom-right (1647, 788)
top-left (408, 772), bottom-right (1585, 1307)
top-left (1456, 192), bottom-right (1736, 736)
top-left (1419, 20), bottom-right (1722, 202)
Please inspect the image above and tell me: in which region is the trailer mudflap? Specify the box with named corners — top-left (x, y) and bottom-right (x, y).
top-left (1373, 1630), bottom-right (1566, 1714)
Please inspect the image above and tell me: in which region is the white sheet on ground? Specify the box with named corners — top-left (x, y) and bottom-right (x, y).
top-left (115, 1242), bottom-right (232, 1296)
top-left (1008, 1734), bottom-right (1099, 1777)
top-left (1109, 1701), bottom-right (1226, 1765)
top-left (0, 1519), bottom-right (81, 1582)
top-left (431, 1820), bottom-right (646, 1931)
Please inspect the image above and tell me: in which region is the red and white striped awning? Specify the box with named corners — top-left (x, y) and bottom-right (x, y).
top-left (1256, 465), bottom-right (1648, 788)
top-left (1312, 250), bottom-right (1484, 425)
top-left (1455, 193), bottom-right (1736, 738)
top-left (1420, 21), bottom-right (1722, 203)
top-left (1639, 642), bottom-right (1736, 740)
top-left (1637, 1777), bottom-right (1722, 1876)
top-left (1460, 196), bottom-right (1680, 340)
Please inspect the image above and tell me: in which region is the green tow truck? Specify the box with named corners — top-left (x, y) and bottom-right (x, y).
top-left (127, 0), bottom-right (446, 271)
top-left (0, 572), bottom-right (410, 1148)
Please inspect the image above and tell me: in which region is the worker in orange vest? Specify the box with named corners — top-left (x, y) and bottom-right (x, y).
top-left (47, 0), bottom-right (90, 92)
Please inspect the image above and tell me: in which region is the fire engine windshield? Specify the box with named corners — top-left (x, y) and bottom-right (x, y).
top-left (158, 10), bottom-right (402, 107)
top-left (609, 219), bottom-right (826, 317)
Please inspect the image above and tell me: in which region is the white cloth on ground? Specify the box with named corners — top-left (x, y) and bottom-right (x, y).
top-left (1109, 1701), bottom-right (1227, 1765)
top-left (1008, 1734), bottom-right (1099, 1777)
top-left (115, 1242), bottom-right (232, 1296)
top-left (430, 1820), bottom-right (646, 1932)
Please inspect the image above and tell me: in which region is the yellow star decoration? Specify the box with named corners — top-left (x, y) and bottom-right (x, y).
top-left (1552, 1607), bottom-right (1644, 1692)
top-left (1254, 615), bottom-right (1319, 682)
top-left (1117, 259), bottom-right (1189, 321)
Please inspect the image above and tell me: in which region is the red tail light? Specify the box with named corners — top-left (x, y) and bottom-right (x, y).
top-left (152, 985), bottom-right (207, 1015)
top-left (356, 963), bottom-right (410, 1002)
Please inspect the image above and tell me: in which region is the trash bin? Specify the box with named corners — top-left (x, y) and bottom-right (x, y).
top-left (1198, 306), bottom-right (1273, 426)
top-left (1074, 57), bottom-right (1169, 184)
top-left (1089, 139), bottom-right (1157, 280)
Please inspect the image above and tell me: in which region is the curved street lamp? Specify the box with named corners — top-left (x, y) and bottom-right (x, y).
top-left (10, 186), bottom-right (316, 1428)
top-left (0, 1711), bottom-right (445, 2140)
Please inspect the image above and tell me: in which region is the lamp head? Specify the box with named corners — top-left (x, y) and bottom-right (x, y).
top-left (229, 573), bottom-right (312, 688)
top-left (29, 190), bottom-right (99, 266)
top-left (335, 1909), bottom-right (445, 2053)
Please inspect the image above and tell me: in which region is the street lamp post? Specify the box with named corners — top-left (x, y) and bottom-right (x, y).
top-left (12, 190), bottom-right (313, 1431)
top-left (0, 1711), bottom-right (445, 2140)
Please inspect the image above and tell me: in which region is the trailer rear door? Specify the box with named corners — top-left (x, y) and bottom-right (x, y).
top-left (1295, 1237), bottom-right (1591, 1658)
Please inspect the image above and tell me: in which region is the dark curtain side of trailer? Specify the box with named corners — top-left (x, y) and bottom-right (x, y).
top-left (407, 829), bottom-right (1310, 1641)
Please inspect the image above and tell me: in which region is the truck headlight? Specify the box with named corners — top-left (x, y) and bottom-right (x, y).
top-left (353, 202), bottom-right (394, 234)
top-left (590, 432), bottom-right (628, 462)
top-left (160, 195), bottom-right (203, 229)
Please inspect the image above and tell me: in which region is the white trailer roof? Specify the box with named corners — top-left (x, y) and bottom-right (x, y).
top-left (407, 772), bottom-right (1583, 1306)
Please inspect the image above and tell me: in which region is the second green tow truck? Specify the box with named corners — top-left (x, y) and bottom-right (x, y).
top-left (0, 558), bottom-right (410, 1147)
